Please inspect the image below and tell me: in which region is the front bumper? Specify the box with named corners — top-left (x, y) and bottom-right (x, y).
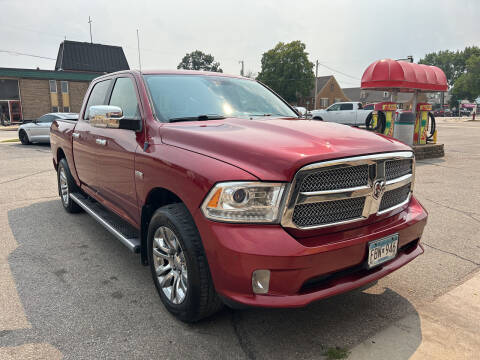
top-left (193, 196), bottom-right (427, 308)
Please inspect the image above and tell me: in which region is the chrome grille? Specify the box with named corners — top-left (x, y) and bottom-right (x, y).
top-left (281, 152), bottom-right (415, 229)
top-left (380, 183), bottom-right (411, 211)
top-left (292, 197), bottom-right (365, 227)
top-left (299, 165), bottom-right (369, 192)
top-left (385, 159), bottom-right (413, 181)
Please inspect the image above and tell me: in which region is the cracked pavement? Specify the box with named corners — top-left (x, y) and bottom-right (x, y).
top-left (0, 119), bottom-right (479, 359)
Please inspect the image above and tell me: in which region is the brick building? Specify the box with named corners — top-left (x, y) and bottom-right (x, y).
top-left (298, 75), bottom-right (350, 110)
top-left (0, 40), bottom-right (129, 122)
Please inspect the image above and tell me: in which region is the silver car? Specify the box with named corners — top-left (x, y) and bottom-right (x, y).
top-left (18, 113), bottom-right (78, 145)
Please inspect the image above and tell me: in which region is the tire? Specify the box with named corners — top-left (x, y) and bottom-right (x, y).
top-left (313, 116), bottom-right (323, 121)
top-left (57, 158), bottom-right (82, 213)
top-left (19, 130), bottom-right (30, 145)
top-left (147, 203), bottom-right (222, 322)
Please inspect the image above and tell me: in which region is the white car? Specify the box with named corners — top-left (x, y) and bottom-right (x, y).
top-left (18, 113), bottom-right (78, 145)
top-left (310, 102), bottom-right (373, 126)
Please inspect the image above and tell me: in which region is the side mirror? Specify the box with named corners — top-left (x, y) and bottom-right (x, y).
top-left (89, 105), bottom-right (141, 131)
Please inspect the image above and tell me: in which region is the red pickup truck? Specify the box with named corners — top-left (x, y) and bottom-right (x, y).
top-left (50, 70), bottom-right (427, 322)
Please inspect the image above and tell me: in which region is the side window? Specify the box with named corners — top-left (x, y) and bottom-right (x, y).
top-left (109, 77), bottom-right (140, 119)
top-left (328, 104), bottom-right (340, 111)
top-left (84, 80), bottom-right (111, 120)
top-left (37, 115), bottom-right (54, 123)
top-left (340, 103), bottom-right (353, 110)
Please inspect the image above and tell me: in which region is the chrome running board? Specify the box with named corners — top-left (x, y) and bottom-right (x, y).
top-left (70, 192), bottom-right (141, 253)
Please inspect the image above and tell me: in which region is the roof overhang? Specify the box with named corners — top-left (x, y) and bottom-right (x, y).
top-left (361, 59), bottom-right (448, 93)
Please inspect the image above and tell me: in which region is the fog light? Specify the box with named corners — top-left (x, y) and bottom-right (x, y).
top-left (252, 270), bottom-right (270, 294)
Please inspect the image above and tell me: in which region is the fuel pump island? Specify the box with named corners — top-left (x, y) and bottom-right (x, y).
top-left (361, 59), bottom-right (447, 159)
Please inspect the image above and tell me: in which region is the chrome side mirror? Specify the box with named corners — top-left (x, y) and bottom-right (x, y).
top-left (89, 105), bottom-right (141, 131)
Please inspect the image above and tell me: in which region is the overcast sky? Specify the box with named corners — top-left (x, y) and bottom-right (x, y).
top-left (1, 0), bottom-right (479, 88)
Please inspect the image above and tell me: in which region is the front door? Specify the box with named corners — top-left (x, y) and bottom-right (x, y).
top-left (325, 103), bottom-right (341, 123)
top-left (94, 76), bottom-right (143, 226)
top-left (73, 79), bottom-right (112, 192)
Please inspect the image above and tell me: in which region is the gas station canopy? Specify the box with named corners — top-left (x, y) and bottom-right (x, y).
top-left (361, 59), bottom-right (448, 92)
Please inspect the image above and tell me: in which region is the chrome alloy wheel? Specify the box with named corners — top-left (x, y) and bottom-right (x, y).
top-left (152, 226), bottom-right (188, 304)
top-left (59, 166), bottom-right (69, 206)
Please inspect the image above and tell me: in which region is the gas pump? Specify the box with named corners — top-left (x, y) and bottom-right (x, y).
top-left (373, 102), bottom-right (397, 136)
top-left (414, 103), bottom-right (432, 145)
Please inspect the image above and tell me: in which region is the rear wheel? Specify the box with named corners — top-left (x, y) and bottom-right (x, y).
top-left (19, 130), bottom-right (30, 145)
top-left (147, 203), bottom-right (222, 322)
top-left (57, 158), bottom-right (82, 213)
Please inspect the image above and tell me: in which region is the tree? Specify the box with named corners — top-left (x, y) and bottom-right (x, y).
top-left (257, 41), bottom-right (315, 103)
top-left (451, 55), bottom-right (480, 104)
top-left (419, 46), bottom-right (480, 87)
top-left (177, 50), bottom-right (222, 72)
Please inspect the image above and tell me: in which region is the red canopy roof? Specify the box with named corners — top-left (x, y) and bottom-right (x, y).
top-left (361, 59), bottom-right (447, 92)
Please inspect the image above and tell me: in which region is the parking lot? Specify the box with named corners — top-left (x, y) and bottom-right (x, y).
top-left (0, 119), bottom-right (479, 359)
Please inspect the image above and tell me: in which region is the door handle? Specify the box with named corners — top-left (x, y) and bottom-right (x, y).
top-left (96, 138), bottom-right (107, 146)
top-left (72, 132), bottom-right (80, 139)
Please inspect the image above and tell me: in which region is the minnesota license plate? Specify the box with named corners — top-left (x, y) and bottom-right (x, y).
top-left (367, 234), bottom-right (399, 268)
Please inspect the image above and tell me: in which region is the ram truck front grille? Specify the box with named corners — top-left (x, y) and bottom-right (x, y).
top-left (281, 152), bottom-right (415, 229)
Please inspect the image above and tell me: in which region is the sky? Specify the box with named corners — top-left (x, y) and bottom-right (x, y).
top-left (0, 0), bottom-right (479, 88)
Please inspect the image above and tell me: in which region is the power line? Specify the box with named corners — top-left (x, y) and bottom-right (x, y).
top-left (316, 61), bottom-right (361, 80)
top-left (0, 49), bottom-right (56, 61)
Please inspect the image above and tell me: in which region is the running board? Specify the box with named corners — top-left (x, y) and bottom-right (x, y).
top-left (69, 192), bottom-right (141, 253)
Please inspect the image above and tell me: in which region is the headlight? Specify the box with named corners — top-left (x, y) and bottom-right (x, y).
top-left (201, 182), bottom-right (287, 223)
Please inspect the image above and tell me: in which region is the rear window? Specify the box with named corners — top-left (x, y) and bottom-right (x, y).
top-left (340, 103), bottom-right (354, 110)
top-left (84, 80), bottom-right (111, 120)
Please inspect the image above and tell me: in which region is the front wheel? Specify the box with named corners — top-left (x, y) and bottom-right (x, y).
top-left (312, 116), bottom-right (323, 121)
top-left (148, 203), bottom-right (222, 322)
top-left (19, 130), bottom-right (30, 145)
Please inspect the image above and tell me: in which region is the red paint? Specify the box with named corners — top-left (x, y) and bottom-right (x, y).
top-left (361, 59), bottom-right (448, 92)
top-left (50, 70), bottom-right (428, 308)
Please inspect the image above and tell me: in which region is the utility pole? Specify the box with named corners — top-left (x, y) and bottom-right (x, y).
top-left (88, 16), bottom-right (93, 44)
top-left (314, 60), bottom-right (319, 110)
top-left (136, 29), bottom-right (142, 72)
top-left (239, 60), bottom-right (244, 76)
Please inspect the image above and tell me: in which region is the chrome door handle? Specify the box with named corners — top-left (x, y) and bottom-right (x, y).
top-left (95, 138), bottom-right (107, 146)
top-left (72, 132), bottom-right (80, 139)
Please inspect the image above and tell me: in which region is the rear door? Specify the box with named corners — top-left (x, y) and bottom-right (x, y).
top-left (338, 103), bottom-right (355, 125)
top-left (73, 79), bottom-right (112, 191)
top-left (93, 76), bottom-right (142, 226)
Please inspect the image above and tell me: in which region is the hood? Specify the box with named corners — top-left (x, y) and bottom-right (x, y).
top-left (160, 117), bottom-right (411, 181)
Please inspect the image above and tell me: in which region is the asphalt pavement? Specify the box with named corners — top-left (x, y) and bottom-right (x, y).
top-left (0, 119), bottom-right (479, 359)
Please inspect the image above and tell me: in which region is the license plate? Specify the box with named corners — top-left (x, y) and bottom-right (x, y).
top-left (367, 234), bottom-right (399, 268)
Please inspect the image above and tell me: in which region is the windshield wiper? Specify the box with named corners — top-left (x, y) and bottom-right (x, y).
top-left (169, 114), bottom-right (226, 123)
top-left (248, 113), bottom-right (272, 117)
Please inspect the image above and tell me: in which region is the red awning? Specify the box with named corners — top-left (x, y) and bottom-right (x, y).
top-left (361, 59), bottom-right (447, 92)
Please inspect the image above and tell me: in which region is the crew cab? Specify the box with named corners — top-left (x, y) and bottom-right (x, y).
top-left (311, 101), bottom-right (373, 126)
top-left (50, 70), bottom-right (427, 322)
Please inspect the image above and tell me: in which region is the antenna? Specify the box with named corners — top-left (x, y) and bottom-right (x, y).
top-left (137, 29), bottom-right (142, 72)
top-left (88, 16), bottom-right (93, 43)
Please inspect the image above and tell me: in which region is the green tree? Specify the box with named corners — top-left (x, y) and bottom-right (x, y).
top-left (177, 50), bottom-right (223, 72)
top-left (451, 55), bottom-right (480, 104)
top-left (257, 41), bottom-right (315, 103)
top-left (419, 46), bottom-right (480, 87)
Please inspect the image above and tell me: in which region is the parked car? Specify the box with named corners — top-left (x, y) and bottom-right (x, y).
top-left (460, 108), bottom-right (471, 117)
top-left (50, 70), bottom-right (427, 322)
top-left (310, 102), bottom-right (373, 126)
top-left (18, 113), bottom-right (78, 145)
top-left (433, 109), bottom-right (444, 117)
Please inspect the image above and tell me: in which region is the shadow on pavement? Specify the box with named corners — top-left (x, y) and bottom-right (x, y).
top-left (7, 200), bottom-right (422, 359)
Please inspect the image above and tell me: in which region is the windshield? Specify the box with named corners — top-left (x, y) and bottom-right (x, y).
top-left (144, 74), bottom-right (297, 122)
